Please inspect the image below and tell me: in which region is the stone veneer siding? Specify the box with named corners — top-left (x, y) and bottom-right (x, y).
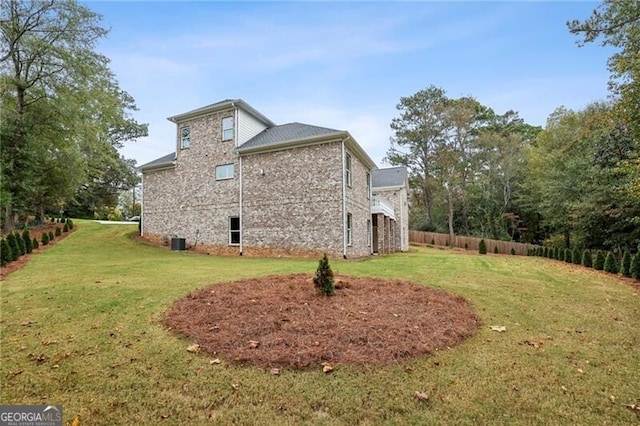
top-left (142, 107), bottom-right (241, 250)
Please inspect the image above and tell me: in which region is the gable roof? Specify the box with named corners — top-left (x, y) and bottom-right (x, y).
top-left (167, 99), bottom-right (276, 127)
top-left (237, 122), bottom-right (344, 153)
top-left (372, 166), bottom-right (407, 189)
top-left (139, 152), bottom-right (176, 171)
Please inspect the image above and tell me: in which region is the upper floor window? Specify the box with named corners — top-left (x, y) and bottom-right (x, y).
top-left (366, 172), bottom-right (371, 199)
top-left (216, 163), bottom-right (234, 180)
top-left (180, 126), bottom-right (190, 149)
top-left (345, 153), bottom-right (352, 187)
top-left (222, 117), bottom-right (234, 141)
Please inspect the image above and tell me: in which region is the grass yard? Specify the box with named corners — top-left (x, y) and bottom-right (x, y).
top-left (1, 220), bottom-right (638, 425)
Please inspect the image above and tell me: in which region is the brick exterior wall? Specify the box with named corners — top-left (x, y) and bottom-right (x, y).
top-left (142, 107), bottom-right (241, 250)
top-left (373, 187), bottom-right (409, 252)
top-left (143, 113), bottom-right (374, 258)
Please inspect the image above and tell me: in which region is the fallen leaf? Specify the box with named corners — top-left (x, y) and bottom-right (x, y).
top-left (270, 368), bottom-right (280, 376)
top-left (209, 359), bottom-right (221, 365)
top-left (70, 416), bottom-right (81, 426)
top-left (414, 391), bottom-right (430, 402)
top-left (490, 325), bottom-right (506, 332)
top-left (248, 340), bottom-right (260, 349)
top-left (626, 403), bottom-right (640, 412)
top-left (524, 340), bottom-right (541, 348)
top-left (322, 363), bottom-right (334, 374)
top-left (231, 383), bottom-right (240, 390)
top-left (609, 395), bottom-right (615, 402)
top-left (161, 414), bottom-right (170, 419)
top-left (186, 344), bottom-right (200, 353)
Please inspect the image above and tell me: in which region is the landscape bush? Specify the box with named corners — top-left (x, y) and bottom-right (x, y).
top-left (564, 248), bottom-right (572, 263)
top-left (620, 250), bottom-right (631, 277)
top-left (493, 246), bottom-right (498, 254)
top-left (313, 254), bottom-right (335, 296)
top-left (594, 250), bottom-right (605, 270)
top-left (571, 247), bottom-right (581, 264)
top-left (6, 233), bottom-right (20, 261)
top-left (48, 231), bottom-right (54, 241)
top-left (41, 232), bottom-right (49, 246)
top-left (21, 229), bottom-right (32, 253)
top-left (0, 238), bottom-right (11, 266)
top-left (63, 223), bottom-right (69, 232)
top-left (32, 238), bottom-right (39, 250)
top-left (582, 250), bottom-right (593, 268)
top-left (15, 231), bottom-right (26, 256)
top-left (55, 227), bottom-right (61, 237)
top-left (67, 219), bottom-right (74, 230)
top-left (630, 254), bottom-right (640, 280)
top-left (603, 251), bottom-right (618, 274)
top-left (479, 239), bottom-right (487, 255)
top-left (510, 248), bottom-right (516, 255)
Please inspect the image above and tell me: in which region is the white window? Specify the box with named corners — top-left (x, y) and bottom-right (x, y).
top-left (215, 163), bottom-right (234, 180)
top-left (367, 219), bottom-right (371, 247)
top-left (180, 126), bottom-right (190, 149)
top-left (345, 153), bottom-right (352, 187)
top-left (346, 213), bottom-right (352, 246)
top-left (222, 117), bottom-right (234, 141)
top-left (229, 217), bottom-right (240, 245)
top-left (366, 172), bottom-right (371, 199)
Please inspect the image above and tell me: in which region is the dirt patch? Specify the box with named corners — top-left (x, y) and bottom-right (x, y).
top-left (165, 274), bottom-right (480, 368)
top-left (1, 223), bottom-right (76, 280)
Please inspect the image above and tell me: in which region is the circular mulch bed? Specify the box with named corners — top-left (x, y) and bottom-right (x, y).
top-left (165, 274), bottom-right (480, 368)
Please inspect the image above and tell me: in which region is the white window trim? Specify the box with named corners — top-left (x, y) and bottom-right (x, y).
top-left (346, 213), bottom-right (352, 246)
top-left (216, 163), bottom-right (235, 180)
top-left (222, 117), bottom-right (234, 141)
top-left (366, 172), bottom-right (370, 199)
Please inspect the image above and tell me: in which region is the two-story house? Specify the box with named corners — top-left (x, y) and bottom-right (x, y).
top-left (140, 99), bottom-right (407, 258)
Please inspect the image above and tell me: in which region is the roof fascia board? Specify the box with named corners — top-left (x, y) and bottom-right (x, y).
top-left (167, 100), bottom-right (275, 127)
top-left (372, 185), bottom-right (405, 191)
top-left (141, 162), bottom-right (176, 172)
top-left (344, 133), bottom-right (377, 170)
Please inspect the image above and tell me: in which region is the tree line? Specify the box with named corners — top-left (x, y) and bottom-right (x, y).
top-left (0, 0), bottom-right (147, 233)
top-left (388, 0), bottom-right (639, 253)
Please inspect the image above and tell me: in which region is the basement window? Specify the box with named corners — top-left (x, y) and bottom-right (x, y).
top-left (229, 217), bottom-right (240, 245)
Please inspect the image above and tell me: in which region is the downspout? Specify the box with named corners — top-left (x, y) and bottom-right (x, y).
top-left (140, 173), bottom-right (144, 237)
top-left (235, 104), bottom-right (243, 255)
top-left (399, 189), bottom-right (404, 251)
top-left (341, 138), bottom-right (347, 259)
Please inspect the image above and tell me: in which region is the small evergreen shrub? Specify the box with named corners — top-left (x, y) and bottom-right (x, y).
top-left (494, 246), bottom-right (498, 254)
top-left (464, 243), bottom-right (468, 250)
top-left (313, 254), bottom-right (335, 296)
top-left (582, 250), bottom-right (593, 268)
top-left (510, 248), bottom-right (516, 255)
top-left (48, 231), bottom-right (54, 241)
top-left (63, 223), bottom-right (69, 232)
top-left (41, 232), bottom-right (49, 246)
top-left (479, 239), bottom-right (487, 255)
top-left (548, 247), bottom-right (555, 259)
top-left (32, 238), bottom-right (39, 250)
top-left (630, 254), bottom-right (640, 280)
top-left (55, 227), bottom-right (61, 237)
top-left (564, 248), bottom-right (572, 263)
top-left (431, 238), bottom-right (435, 245)
top-left (22, 229), bottom-right (32, 253)
top-left (620, 250), bottom-right (631, 277)
top-left (6, 233), bottom-right (20, 261)
top-left (60, 218), bottom-right (66, 223)
top-left (15, 231), bottom-right (26, 256)
top-left (571, 247), bottom-right (581, 264)
top-left (67, 219), bottom-right (74, 230)
top-left (594, 250), bottom-right (605, 270)
top-left (603, 252), bottom-right (618, 274)
top-left (0, 238), bottom-right (11, 266)
top-left (50, 217), bottom-right (55, 223)
top-left (542, 247), bottom-right (547, 257)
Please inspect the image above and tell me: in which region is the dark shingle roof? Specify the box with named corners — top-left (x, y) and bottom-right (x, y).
top-left (237, 122), bottom-right (344, 153)
top-left (140, 152), bottom-right (176, 171)
top-left (372, 166), bottom-right (407, 188)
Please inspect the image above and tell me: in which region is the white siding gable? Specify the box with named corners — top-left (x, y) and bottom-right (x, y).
top-left (237, 108), bottom-right (269, 147)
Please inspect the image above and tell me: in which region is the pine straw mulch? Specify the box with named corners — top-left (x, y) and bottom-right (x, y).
top-left (165, 274), bottom-right (480, 369)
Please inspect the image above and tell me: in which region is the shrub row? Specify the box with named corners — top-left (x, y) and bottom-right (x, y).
top-left (527, 247), bottom-right (640, 280)
top-left (477, 239), bottom-right (518, 256)
top-left (1, 222), bottom-right (72, 268)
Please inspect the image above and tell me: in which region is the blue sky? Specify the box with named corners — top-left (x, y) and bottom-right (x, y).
top-left (86, 1), bottom-right (612, 168)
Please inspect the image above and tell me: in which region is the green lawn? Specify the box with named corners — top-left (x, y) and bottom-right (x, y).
top-left (1, 220), bottom-right (638, 425)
